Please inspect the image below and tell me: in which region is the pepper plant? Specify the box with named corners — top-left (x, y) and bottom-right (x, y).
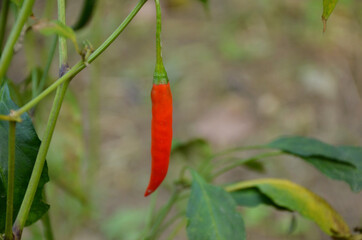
top-left (0, 0), bottom-right (361, 240)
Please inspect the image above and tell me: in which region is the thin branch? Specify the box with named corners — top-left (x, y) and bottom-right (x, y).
top-left (0, 0), bottom-right (36, 84)
top-left (5, 121), bottom-right (16, 240)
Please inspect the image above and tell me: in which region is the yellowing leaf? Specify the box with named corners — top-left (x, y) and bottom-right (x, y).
top-left (322, 0), bottom-right (339, 32)
top-left (226, 178), bottom-right (350, 237)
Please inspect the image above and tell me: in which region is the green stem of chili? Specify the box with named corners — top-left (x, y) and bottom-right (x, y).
top-left (13, 0), bottom-right (70, 236)
top-left (5, 121), bottom-right (16, 240)
top-left (153, 0), bottom-right (168, 85)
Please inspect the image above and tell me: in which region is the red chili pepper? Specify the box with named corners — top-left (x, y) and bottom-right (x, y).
top-left (144, 83), bottom-right (172, 196)
top-left (144, 0), bottom-right (173, 197)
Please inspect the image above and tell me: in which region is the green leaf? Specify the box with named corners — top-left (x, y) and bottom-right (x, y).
top-left (322, 0), bottom-right (339, 31)
top-left (33, 20), bottom-right (80, 53)
top-left (186, 170), bottom-right (245, 240)
top-left (226, 179), bottom-right (350, 237)
top-left (0, 83), bottom-right (49, 233)
top-left (305, 147), bottom-right (362, 192)
top-left (268, 136), bottom-right (362, 192)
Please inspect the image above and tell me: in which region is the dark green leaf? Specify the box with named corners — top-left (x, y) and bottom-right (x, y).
top-left (268, 136), bottom-right (362, 192)
top-left (305, 146), bottom-right (362, 192)
top-left (268, 136), bottom-right (348, 164)
top-left (0, 83), bottom-right (49, 233)
top-left (226, 179), bottom-right (350, 237)
top-left (187, 170), bottom-right (245, 240)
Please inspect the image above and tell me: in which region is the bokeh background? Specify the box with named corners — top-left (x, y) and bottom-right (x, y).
top-left (6, 0), bottom-right (362, 239)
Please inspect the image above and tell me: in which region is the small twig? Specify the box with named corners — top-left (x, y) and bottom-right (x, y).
top-left (0, 0), bottom-right (37, 84)
top-left (5, 121), bottom-right (16, 240)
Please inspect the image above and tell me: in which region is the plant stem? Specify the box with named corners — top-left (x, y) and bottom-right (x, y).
top-left (14, 62), bottom-right (84, 117)
top-left (11, 0), bottom-right (148, 118)
top-left (12, 0), bottom-right (149, 237)
top-left (0, 0), bottom-right (10, 54)
top-left (212, 151), bottom-right (284, 178)
top-left (13, 0), bottom-right (70, 237)
top-left (13, 81), bottom-right (70, 237)
top-left (5, 121), bottom-right (16, 240)
top-left (57, 0), bottom-right (67, 65)
top-left (153, 0), bottom-right (168, 84)
top-left (0, 0), bottom-right (36, 84)
top-left (145, 189), bottom-right (180, 240)
top-left (155, 0), bottom-right (163, 72)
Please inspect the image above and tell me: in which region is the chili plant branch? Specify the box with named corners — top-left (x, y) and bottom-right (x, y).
top-left (13, 0), bottom-right (70, 237)
top-left (0, 0), bottom-right (36, 84)
top-left (10, 0), bottom-right (148, 119)
top-left (5, 121), bottom-right (16, 240)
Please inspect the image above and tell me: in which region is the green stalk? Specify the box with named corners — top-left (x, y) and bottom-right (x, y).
top-left (57, 0), bottom-right (67, 66)
top-left (5, 121), bottom-right (16, 240)
top-left (153, 0), bottom-right (168, 85)
top-left (13, 0), bottom-right (69, 237)
top-left (13, 81), bottom-right (70, 238)
top-left (0, 0), bottom-right (36, 84)
top-left (0, 0), bottom-right (10, 54)
top-left (11, 0), bottom-right (148, 119)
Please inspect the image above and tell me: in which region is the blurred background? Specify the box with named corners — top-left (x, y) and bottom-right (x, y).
top-left (5, 0), bottom-right (362, 239)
